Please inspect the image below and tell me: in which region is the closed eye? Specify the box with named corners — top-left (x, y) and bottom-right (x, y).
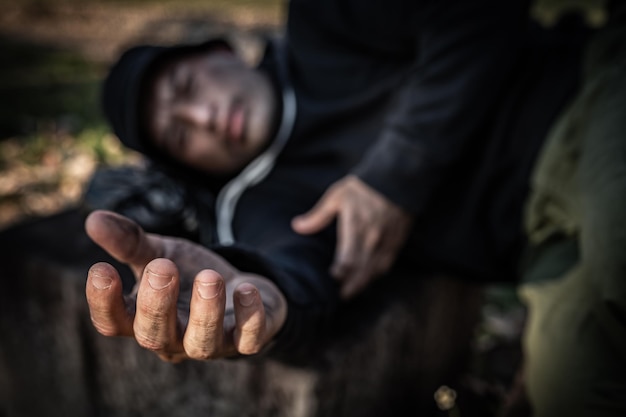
top-left (171, 66), bottom-right (195, 98)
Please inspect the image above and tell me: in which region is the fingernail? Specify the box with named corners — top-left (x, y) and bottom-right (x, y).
top-left (146, 270), bottom-right (173, 290)
top-left (197, 280), bottom-right (221, 299)
top-left (238, 289), bottom-right (256, 307)
top-left (92, 273), bottom-right (112, 290)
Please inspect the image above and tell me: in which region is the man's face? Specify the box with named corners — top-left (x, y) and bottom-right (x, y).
top-left (144, 51), bottom-right (278, 175)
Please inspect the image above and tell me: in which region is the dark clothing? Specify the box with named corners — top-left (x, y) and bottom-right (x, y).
top-left (142, 1), bottom-right (584, 354)
top-left (208, 39), bottom-right (406, 353)
top-left (285, 0), bottom-right (584, 281)
top-left (287, 0), bottom-right (528, 212)
top-left (285, 0), bottom-right (534, 282)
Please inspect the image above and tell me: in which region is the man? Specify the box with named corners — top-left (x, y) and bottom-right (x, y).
top-left (91, 37), bottom-right (420, 359)
top-left (91, 2), bottom-right (582, 362)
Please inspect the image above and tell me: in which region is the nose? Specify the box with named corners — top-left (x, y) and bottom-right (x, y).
top-left (172, 102), bottom-right (215, 131)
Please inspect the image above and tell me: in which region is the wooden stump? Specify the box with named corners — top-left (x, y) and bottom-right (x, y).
top-left (0, 209), bottom-right (483, 417)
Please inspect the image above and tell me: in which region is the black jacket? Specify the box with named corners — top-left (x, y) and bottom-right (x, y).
top-left (192, 0), bottom-right (584, 354)
top-left (284, 0), bottom-right (583, 281)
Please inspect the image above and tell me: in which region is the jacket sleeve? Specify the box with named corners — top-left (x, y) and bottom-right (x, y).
top-left (211, 226), bottom-right (339, 358)
top-left (353, 0), bottom-right (529, 214)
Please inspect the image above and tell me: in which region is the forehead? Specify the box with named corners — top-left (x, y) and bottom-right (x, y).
top-left (150, 50), bottom-right (205, 85)
top-left (145, 49), bottom-right (241, 106)
top-left (151, 45), bottom-right (238, 78)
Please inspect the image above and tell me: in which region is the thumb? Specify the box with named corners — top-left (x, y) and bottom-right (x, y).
top-left (292, 194), bottom-right (339, 235)
top-left (85, 210), bottom-right (161, 270)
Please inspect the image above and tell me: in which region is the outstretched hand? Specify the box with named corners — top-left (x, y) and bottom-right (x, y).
top-left (85, 210), bottom-right (287, 362)
top-left (292, 175), bottom-right (413, 299)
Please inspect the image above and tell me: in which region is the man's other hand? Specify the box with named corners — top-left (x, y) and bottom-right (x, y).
top-left (85, 210), bottom-right (287, 362)
top-left (292, 175), bottom-right (413, 299)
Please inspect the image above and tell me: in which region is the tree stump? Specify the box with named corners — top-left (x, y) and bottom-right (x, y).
top-left (0, 209), bottom-right (482, 417)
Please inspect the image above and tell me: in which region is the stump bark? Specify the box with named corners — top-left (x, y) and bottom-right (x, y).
top-left (0, 209), bottom-right (482, 417)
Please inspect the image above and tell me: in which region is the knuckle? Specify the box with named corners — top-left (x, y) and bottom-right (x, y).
top-left (364, 231), bottom-right (382, 250)
top-left (184, 343), bottom-right (219, 361)
top-left (332, 260), bottom-right (354, 279)
top-left (337, 256), bottom-right (356, 270)
top-left (135, 334), bottom-right (166, 352)
top-left (136, 302), bottom-right (169, 322)
top-left (183, 332), bottom-right (220, 358)
top-left (86, 293), bottom-right (113, 311)
top-left (347, 272), bottom-right (370, 291)
top-left (237, 341), bottom-right (263, 356)
top-left (352, 273), bottom-right (368, 288)
top-left (338, 262), bottom-right (355, 276)
top-left (236, 324), bottom-right (265, 355)
top-left (187, 317), bottom-right (220, 333)
top-left (90, 318), bottom-right (119, 337)
top-left (370, 228), bottom-right (383, 243)
top-left (240, 321), bottom-right (265, 338)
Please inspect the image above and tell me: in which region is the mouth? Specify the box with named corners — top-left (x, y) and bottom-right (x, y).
top-left (226, 100), bottom-right (246, 146)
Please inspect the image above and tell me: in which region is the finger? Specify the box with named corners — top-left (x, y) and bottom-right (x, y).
top-left (85, 210), bottom-right (161, 275)
top-left (133, 258), bottom-right (183, 355)
top-left (360, 228), bottom-right (388, 277)
top-left (86, 262), bottom-right (134, 337)
top-left (340, 241), bottom-right (398, 300)
top-left (367, 230), bottom-right (405, 280)
top-left (291, 192), bottom-right (339, 235)
top-left (339, 247), bottom-right (391, 300)
top-left (183, 270), bottom-right (226, 360)
top-left (330, 210), bottom-right (360, 281)
top-left (340, 268), bottom-right (372, 300)
top-left (337, 229), bottom-right (378, 299)
top-left (233, 283), bottom-right (266, 355)
top-left (372, 241), bottom-right (398, 276)
top-left (372, 253), bottom-right (394, 279)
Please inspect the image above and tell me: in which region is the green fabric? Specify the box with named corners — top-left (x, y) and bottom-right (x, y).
top-left (520, 12), bottom-right (626, 417)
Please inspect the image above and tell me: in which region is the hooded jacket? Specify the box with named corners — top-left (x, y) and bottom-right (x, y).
top-left (105, 0), bottom-right (584, 356)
